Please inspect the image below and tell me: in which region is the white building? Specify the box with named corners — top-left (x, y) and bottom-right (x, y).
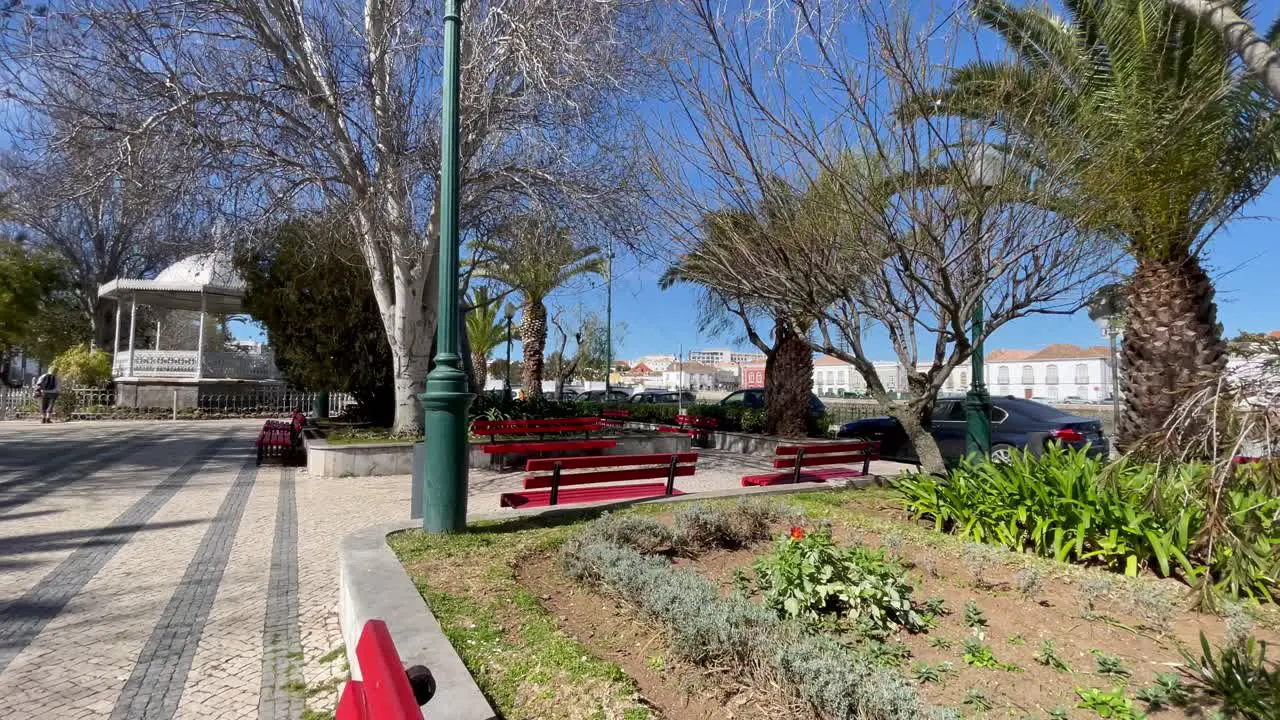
top-left (811, 356), bottom-right (969, 397)
top-left (687, 348), bottom-right (768, 365)
top-left (713, 363), bottom-right (741, 388)
top-left (986, 344), bottom-right (1114, 401)
top-left (634, 354), bottom-right (676, 372)
top-left (662, 361), bottom-right (719, 390)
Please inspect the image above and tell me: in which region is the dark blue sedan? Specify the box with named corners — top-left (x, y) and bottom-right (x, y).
top-left (836, 396), bottom-right (1109, 464)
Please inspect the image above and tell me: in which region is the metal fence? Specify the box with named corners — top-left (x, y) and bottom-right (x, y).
top-left (0, 386), bottom-right (352, 421)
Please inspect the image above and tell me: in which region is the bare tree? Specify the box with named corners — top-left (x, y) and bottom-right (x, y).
top-left (547, 312), bottom-right (584, 398)
top-left (652, 0), bottom-right (1116, 471)
top-left (0, 124), bottom-right (211, 350)
top-left (1, 0), bottom-right (656, 430)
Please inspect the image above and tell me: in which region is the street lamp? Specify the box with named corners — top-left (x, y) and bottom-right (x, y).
top-left (1088, 283), bottom-right (1126, 440)
top-left (503, 302), bottom-right (516, 399)
top-left (604, 249), bottom-right (613, 399)
top-left (419, 0), bottom-right (473, 532)
top-left (963, 146), bottom-right (1006, 459)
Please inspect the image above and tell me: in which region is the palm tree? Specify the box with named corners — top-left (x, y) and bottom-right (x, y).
top-left (464, 286), bottom-right (507, 392)
top-left (913, 0), bottom-right (1280, 446)
top-left (474, 214), bottom-right (604, 398)
top-left (660, 199), bottom-right (814, 438)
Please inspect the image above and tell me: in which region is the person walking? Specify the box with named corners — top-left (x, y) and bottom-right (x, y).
top-left (34, 366), bottom-right (60, 424)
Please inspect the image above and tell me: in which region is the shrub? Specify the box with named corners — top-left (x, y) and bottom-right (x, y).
top-left (576, 512), bottom-right (674, 555)
top-left (672, 501), bottom-right (778, 556)
top-left (51, 344), bottom-right (112, 387)
top-left (750, 525), bottom-right (928, 637)
top-left (558, 526), bottom-right (954, 719)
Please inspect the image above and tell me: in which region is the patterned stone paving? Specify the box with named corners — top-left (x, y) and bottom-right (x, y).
top-left (0, 419), bottom-right (914, 719)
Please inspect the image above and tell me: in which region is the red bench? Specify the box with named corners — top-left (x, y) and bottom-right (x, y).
top-left (500, 452), bottom-right (698, 508)
top-left (657, 414), bottom-right (719, 446)
top-left (741, 440), bottom-right (880, 487)
top-left (600, 408), bottom-right (630, 427)
top-left (335, 619), bottom-right (434, 720)
top-left (471, 417), bottom-right (601, 442)
top-left (256, 411), bottom-right (305, 466)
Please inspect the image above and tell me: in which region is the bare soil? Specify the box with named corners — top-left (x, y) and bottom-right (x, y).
top-left (515, 501), bottom-right (1280, 719)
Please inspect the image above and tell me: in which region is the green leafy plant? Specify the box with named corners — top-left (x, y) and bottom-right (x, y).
top-left (1091, 650), bottom-right (1131, 678)
top-left (1179, 631), bottom-right (1280, 720)
top-left (1134, 673), bottom-right (1188, 711)
top-left (922, 596), bottom-right (947, 617)
top-left (963, 638), bottom-right (1019, 671)
top-left (750, 525), bottom-right (928, 637)
top-left (1075, 688), bottom-right (1146, 719)
top-left (1036, 639), bottom-right (1073, 673)
top-left (963, 688), bottom-right (993, 712)
top-left (912, 661), bottom-right (954, 684)
top-left (1047, 708), bottom-right (1069, 720)
top-left (964, 600), bottom-right (988, 629)
top-left (926, 636), bottom-right (952, 650)
top-left (864, 640), bottom-right (911, 668)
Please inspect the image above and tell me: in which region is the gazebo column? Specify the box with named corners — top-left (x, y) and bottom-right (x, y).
top-left (113, 301), bottom-right (122, 370)
top-left (196, 291), bottom-right (206, 380)
top-left (127, 295), bottom-right (138, 378)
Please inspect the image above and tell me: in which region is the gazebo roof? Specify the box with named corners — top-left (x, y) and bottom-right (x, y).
top-left (98, 253), bottom-right (245, 313)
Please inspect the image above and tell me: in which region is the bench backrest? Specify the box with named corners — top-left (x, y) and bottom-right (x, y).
top-left (772, 440), bottom-right (880, 469)
top-left (602, 409), bottom-right (630, 418)
top-left (675, 414), bottom-right (718, 429)
top-left (523, 452), bottom-right (698, 489)
top-left (472, 416), bottom-right (597, 430)
top-left (335, 619), bottom-right (423, 720)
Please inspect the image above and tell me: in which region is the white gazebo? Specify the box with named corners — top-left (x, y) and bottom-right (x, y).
top-left (98, 253), bottom-right (284, 408)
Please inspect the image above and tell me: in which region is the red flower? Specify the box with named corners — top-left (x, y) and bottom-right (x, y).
top-left (789, 527), bottom-right (805, 541)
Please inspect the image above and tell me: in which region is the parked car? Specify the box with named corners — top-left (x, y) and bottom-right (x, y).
top-left (719, 388), bottom-right (827, 418)
top-left (574, 389), bottom-right (632, 402)
top-left (1060, 395), bottom-right (1089, 405)
top-left (629, 389), bottom-right (697, 404)
top-left (835, 396), bottom-right (1108, 464)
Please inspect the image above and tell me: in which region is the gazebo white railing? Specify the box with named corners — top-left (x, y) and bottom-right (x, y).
top-left (111, 350), bottom-right (283, 381)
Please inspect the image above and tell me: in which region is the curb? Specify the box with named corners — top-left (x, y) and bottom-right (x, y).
top-left (338, 522), bottom-right (498, 720)
top-left (337, 480), bottom-right (879, 718)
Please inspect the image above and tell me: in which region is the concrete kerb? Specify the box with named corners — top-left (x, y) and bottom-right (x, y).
top-left (337, 478), bottom-right (884, 719)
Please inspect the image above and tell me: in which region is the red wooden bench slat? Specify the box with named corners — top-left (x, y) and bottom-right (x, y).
top-left (501, 483), bottom-right (687, 509)
top-left (524, 464), bottom-right (696, 489)
top-left (741, 466), bottom-right (868, 486)
top-left (476, 424), bottom-right (602, 436)
top-left (526, 452), bottom-right (698, 471)
top-left (334, 619), bottom-right (423, 720)
top-left (774, 451), bottom-right (875, 469)
top-left (657, 425), bottom-right (686, 434)
top-left (675, 415), bottom-right (718, 428)
top-left (775, 441), bottom-right (877, 455)
top-left (482, 439), bottom-right (617, 455)
top-left (602, 409), bottom-right (630, 418)
top-left (472, 417), bottom-right (597, 429)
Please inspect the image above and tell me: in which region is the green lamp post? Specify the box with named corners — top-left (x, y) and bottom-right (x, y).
top-left (963, 146), bottom-right (1004, 459)
top-left (419, 0), bottom-right (474, 532)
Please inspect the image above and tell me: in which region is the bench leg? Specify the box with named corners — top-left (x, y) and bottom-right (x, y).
top-left (665, 456), bottom-right (678, 496)
top-left (792, 448), bottom-right (805, 484)
top-left (549, 462), bottom-right (562, 506)
top-left (861, 452), bottom-right (871, 477)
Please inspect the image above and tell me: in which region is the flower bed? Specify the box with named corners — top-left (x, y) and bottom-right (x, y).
top-left (392, 489), bottom-right (1280, 719)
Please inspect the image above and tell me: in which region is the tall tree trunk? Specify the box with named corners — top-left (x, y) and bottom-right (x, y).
top-left (767, 321), bottom-right (812, 438)
top-left (1167, 0), bottom-right (1280, 102)
top-left (92, 299), bottom-right (115, 352)
top-left (1118, 255), bottom-right (1227, 448)
top-left (470, 351), bottom-right (489, 392)
top-left (520, 300), bottom-right (547, 398)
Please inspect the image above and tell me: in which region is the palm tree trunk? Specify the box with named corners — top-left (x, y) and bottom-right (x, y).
top-left (1166, 0), bottom-right (1280, 102)
top-left (767, 321), bottom-right (812, 438)
top-left (1118, 254), bottom-right (1228, 448)
top-left (470, 351), bottom-right (489, 393)
top-left (520, 300), bottom-right (547, 398)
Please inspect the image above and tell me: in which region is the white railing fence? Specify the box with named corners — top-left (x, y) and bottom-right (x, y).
top-left (0, 386), bottom-right (352, 421)
top-left (111, 349), bottom-right (283, 380)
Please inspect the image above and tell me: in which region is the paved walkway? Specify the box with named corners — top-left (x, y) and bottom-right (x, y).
top-left (0, 420), bottom-right (410, 720)
top-left (0, 420), bottom-right (913, 719)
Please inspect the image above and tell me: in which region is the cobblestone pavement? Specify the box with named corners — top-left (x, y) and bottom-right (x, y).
top-left (0, 420), bottom-right (411, 720)
top-left (0, 420), bottom-right (912, 719)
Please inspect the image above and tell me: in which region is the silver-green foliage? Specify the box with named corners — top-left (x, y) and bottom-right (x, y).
top-left (558, 528), bottom-right (956, 720)
top-left (672, 501), bottom-right (778, 556)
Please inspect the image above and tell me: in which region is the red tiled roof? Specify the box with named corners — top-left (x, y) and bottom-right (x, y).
top-left (1270, 331), bottom-right (1280, 338)
top-left (986, 349), bottom-right (1034, 362)
top-left (1025, 344), bottom-right (1108, 361)
top-left (814, 354), bottom-right (854, 366)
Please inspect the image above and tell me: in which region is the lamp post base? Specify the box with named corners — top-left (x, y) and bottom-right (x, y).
top-left (418, 361), bottom-right (475, 533)
top-left (964, 387), bottom-right (993, 459)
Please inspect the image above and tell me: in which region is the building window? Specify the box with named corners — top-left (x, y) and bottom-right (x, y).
top-left (997, 366), bottom-right (1010, 384)
top-left (1075, 363), bottom-right (1089, 384)
top-left (1046, 364), bottom-right (1059, 384)
top-left (1076, 385), bottom-right (1089, 398)
top-left (1021, 365), bottom-right (1035, 384)
top-left (997, 385), bottom-right (1010, 397)
top-left (1047, 386), bottom-right (1058, 400)
top-left (959, 370), bottom-right (968, 387)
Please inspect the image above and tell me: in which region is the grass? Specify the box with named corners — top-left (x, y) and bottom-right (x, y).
top-left (323, 427), bottom-right (421, 445)
top-left (389, 517), bottom-right (652, 719)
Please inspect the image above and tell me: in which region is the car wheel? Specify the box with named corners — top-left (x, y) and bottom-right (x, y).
top-left (990, 443), bottom-right (1015, 464)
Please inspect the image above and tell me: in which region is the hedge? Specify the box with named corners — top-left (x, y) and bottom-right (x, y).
top-left (470, 395), bottom-right (823, 436)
